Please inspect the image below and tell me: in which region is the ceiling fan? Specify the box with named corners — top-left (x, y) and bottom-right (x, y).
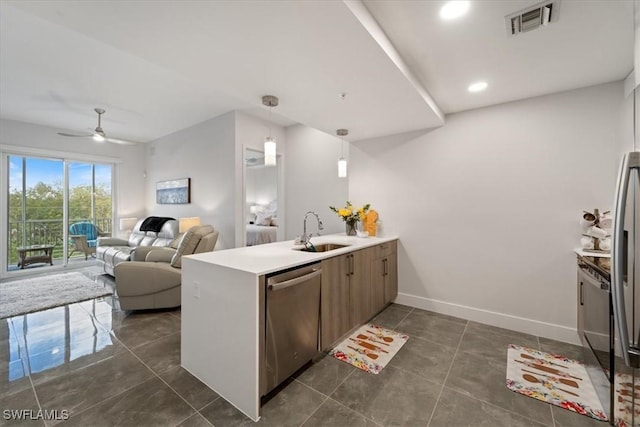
top-left (57, 108), bottom-right (135, 145)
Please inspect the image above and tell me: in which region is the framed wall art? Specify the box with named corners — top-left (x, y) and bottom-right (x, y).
top-left (156, 178), bottom-right (191, 204)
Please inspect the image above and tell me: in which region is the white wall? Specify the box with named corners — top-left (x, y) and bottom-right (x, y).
top-left (285, 124), bottom-right (349, 239)
top-left (349, 81), bottom-right (630, 343)
top-left (145, 112), bottom-right (236, 249)
top-left (0, 118), bottom-right (146, 226)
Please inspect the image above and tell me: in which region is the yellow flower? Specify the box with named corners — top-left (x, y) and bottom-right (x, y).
top-left (330, 202), bottom-right (371, 224)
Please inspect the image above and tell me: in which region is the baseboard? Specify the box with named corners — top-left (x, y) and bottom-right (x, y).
top-left (395, 292), bottom-right (581, 346)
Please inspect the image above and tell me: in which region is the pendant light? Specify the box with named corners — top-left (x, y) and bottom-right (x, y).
top-left (337, 128), bottom-right (348, 178)
top-left (262, 95), bottom-right (279, 166)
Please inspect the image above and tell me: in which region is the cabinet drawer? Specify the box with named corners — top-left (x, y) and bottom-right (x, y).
top-left (372, 240), bottom-right (397, 258)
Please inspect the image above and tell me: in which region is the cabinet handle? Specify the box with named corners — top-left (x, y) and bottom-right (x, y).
top-left (345, 255), bottom-right (350, 277)
top-left (580, 281), bottom-right (584, 306)
top-left (345, 254), bottom-right (354, 276)
top-left (383, 258), bottom-right (388, 276)
top-left (350, 254), bottom-right (354, 276)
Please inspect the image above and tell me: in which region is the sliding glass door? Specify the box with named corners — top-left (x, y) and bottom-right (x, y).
top-left (6, 155), bottom-right (113, 272)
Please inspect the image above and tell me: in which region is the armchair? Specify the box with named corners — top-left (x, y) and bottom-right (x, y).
top-left (69, 222), bottom-right (109, 260)
top-left (114, 225), bottom-right (218, 310)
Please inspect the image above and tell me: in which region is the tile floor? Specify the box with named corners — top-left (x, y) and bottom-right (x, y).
top-left (0, 267), bottom-right (605, 426)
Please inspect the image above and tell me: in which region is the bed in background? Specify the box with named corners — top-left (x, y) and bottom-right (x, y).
top-left (246, 224), bottom-right (277, 246)
top-left (246, 209), bottom-right (278, 246)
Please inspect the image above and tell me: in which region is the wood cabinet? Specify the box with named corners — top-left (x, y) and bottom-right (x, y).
top-left (320, 240), bottom-right (398, 350)
top-left (371, 241), bottom-right (398, 316)
top-left (320, 254), bottom-right (350, 350)
top-left (349, 248), bottom-right (372, 327)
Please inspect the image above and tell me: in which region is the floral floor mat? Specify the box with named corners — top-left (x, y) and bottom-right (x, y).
top-left (613, 371), bottom-right (640, 427)
top-left (330, 324), bottom-right (408, 374)
top-left (506, 344), bottom-right (607, 421)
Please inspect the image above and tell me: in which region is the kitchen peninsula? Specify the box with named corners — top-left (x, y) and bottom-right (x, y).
top-left (181, 234), bottom-right (399, 421)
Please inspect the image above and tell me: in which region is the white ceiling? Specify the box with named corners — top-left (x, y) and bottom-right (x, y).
top-left (0, 1), bottom-right (634, 144)
top-left (364, 0), bottom-right (634, 114)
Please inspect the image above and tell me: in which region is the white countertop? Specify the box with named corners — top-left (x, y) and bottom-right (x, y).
top-left (185, 233), bottom-right (399, 275)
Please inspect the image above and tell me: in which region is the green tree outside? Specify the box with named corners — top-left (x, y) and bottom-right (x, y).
top-left (8, 180), bottom-right (112, 266)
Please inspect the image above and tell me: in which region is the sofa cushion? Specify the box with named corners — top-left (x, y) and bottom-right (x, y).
top-left (171, 225), bottom-right (215, 268)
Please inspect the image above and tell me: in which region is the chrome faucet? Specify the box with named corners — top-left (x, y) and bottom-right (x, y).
top-left (297, 211), bottom-right (324, 246)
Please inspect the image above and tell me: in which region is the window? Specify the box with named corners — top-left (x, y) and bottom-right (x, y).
top-left (5, 155), bottom-right (113, 272)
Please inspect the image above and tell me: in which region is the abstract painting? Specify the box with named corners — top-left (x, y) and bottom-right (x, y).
top-left (156, 178), bottom-right (191, 204)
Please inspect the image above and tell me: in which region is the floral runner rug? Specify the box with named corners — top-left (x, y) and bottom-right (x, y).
top-left (329, 323), bottom-right (408, 374)
top-left (613, 371), bottom-right (640, 427)
top-left (506, 344), bottom-right (607, 421)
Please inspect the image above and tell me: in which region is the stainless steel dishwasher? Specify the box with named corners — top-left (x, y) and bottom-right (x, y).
top-left (263, 262), bottom-right (322, 395)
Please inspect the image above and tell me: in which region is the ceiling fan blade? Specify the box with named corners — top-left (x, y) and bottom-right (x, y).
top-left (105, 136), bottom-right (136, 145)
top-left (58, 132), bottom-right (92, 138)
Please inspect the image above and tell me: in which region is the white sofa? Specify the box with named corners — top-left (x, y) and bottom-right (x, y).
top-left (96, 217), bottom-right (179, 276)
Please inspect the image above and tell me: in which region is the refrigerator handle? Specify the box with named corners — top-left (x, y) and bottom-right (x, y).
top-left (612, 152), bottom-right (640, 368)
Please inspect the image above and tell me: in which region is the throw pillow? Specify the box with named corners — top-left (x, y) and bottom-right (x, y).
top-left (255, 212), bottom-right (272, 226)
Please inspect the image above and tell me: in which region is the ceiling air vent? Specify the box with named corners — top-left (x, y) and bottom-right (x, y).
top-left (506, 0), bottom-right (559, 37)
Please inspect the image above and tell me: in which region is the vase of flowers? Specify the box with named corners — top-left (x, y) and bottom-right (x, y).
top-left (330, 201), bottom-right (370, 236)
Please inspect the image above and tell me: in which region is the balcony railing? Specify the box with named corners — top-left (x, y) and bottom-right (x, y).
top-left (7, 218), bottom-right (112, 265)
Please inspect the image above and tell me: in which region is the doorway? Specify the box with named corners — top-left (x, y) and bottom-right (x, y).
top-left (244, 148), bottom-right (281, 246)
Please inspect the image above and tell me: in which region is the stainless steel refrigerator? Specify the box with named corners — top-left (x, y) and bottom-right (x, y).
top-left (612, 149), bottom-right (640, 426)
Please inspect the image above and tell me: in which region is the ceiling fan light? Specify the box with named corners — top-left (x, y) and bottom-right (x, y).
top-left (93, 133), bottom-right (105, 142)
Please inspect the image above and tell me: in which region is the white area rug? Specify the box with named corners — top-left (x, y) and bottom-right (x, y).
top-left (0, 272), bottom-right (112, 319)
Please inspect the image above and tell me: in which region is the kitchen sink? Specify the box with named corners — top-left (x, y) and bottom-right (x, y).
top-left (294, 243), bottom-right (350, 252)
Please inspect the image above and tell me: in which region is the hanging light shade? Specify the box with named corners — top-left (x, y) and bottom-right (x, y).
top-left (264, 136), bottom-right (276, 166)
top-left (338, 157), bottom-right (347, 178)
top-left (337, 128), bottom-right (348, 178)
top-left (262, 95), bottom-right (279, 167)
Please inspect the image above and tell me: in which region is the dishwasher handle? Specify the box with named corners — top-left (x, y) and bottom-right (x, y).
top-left (268, 268), bottom-right (322, 292)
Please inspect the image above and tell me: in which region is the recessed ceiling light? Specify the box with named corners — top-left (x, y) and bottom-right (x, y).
top-left (440, 1), bottom-right (470, 20)
top-left (468, 81), bottom-right (488, 93)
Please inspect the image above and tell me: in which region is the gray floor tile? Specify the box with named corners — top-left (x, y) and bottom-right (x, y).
top-left (388, 335), bottom-right (456, 384)
top-left (302, 397), bottom-right (379, 427)
top-left (395, 311), bottom-right (467, 348)
top-left (257, 380), bottom-right (326, 426)
top-left (369, 306), bottom-right (411, 330)
top-left (0, 360), bottom-right (31, 398)
top-left (388, 303), bottom-right (412, 312)
top-left (430, 387), bottom-right (547, 427)
top-left (176, 413), bottom-right (214, 427)
top-left (538, 338), bottom-right (589, 364)
top-left (295, 354), bottom-right (355, 396)
top-left (445, 350), bottom-right (554, 425)
top-left (28, 334), bottom-right (125, 386)
top-left (199, 397), bottom-right (256, 427)
top-left (130, 331), bottom-right (181, 374)
top-left (458, 322), bottom-right (539, 363)
top-left (33, 350), bottom-right (153, 416)
top-left (0, 387), bottom-right (43, 427)
top-left (62, 377), bottom-right (194, 427)
top-left (331, 364), bottom-right (441, 426)
top-left (410, 307), bottom-right (468, 325)
top-left (109, 312), bottom-right (180, 348)
top-left (551, 404), bottom-right (606, 426)
top-left (160, 366), bottom-right (220, 410)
